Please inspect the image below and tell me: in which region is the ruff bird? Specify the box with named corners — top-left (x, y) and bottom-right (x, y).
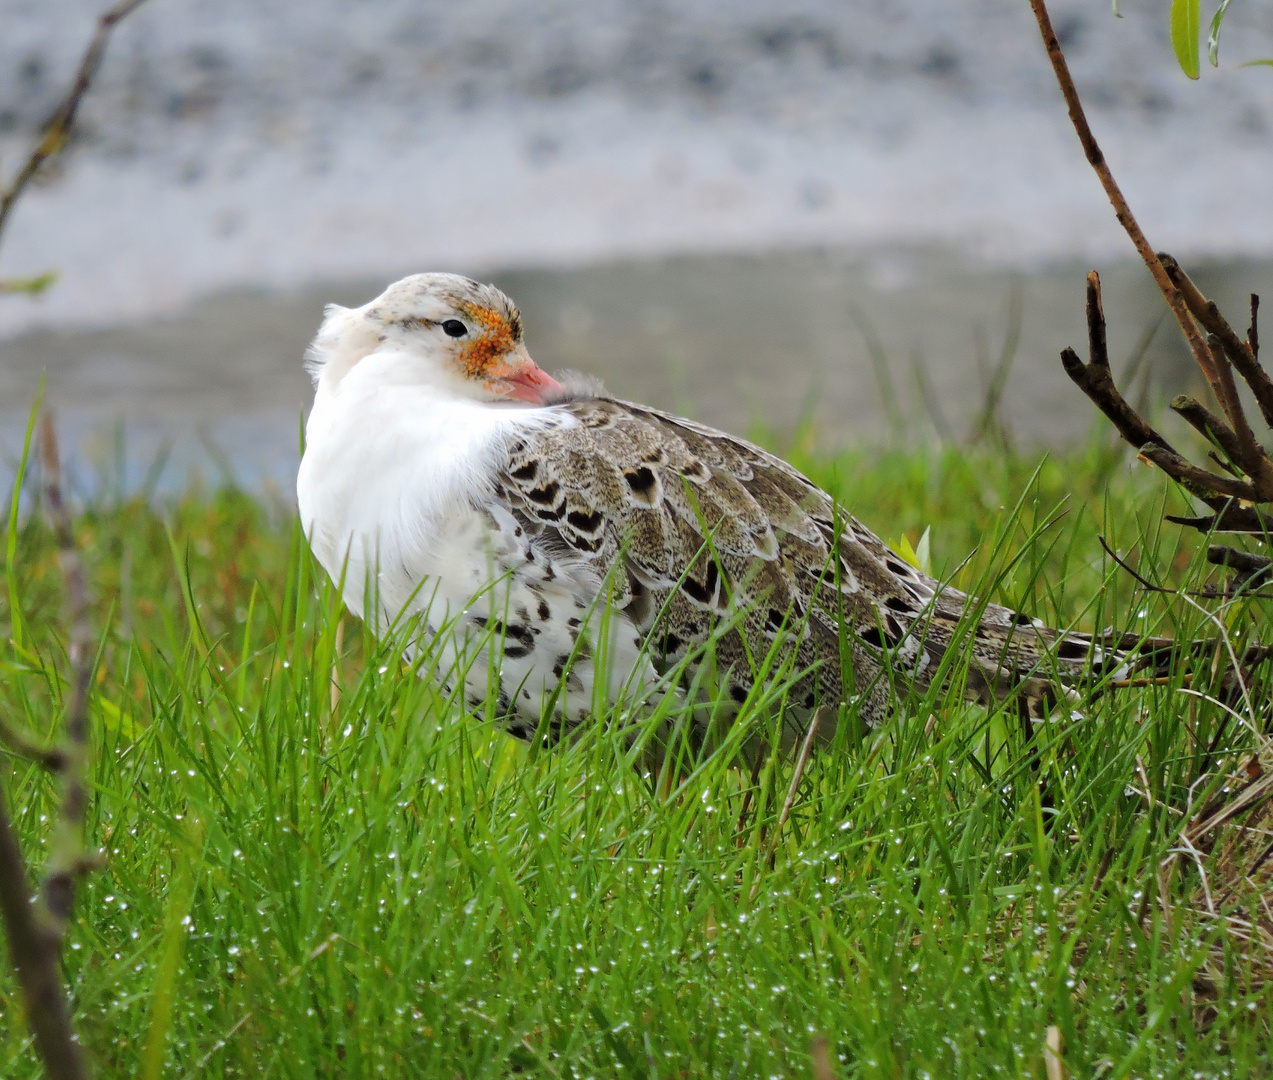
top-left (296, 273), bottom-right (1245, 746)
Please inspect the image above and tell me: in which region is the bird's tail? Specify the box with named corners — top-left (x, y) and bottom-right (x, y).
top-left (902, 594), bottom-right (1271, 721)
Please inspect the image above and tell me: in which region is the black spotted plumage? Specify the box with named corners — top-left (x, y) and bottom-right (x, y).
top-left (490, 396), bottom-right (1130, 732)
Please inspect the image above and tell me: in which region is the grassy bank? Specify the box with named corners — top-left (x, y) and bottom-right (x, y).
top-left (1, 438), bottom-right (1270, 1078)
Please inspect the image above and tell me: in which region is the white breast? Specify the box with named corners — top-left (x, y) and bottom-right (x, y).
top-left (297, 347), bottom-right (540, 625)
top-left (298, 348), bottom-right (660, 733)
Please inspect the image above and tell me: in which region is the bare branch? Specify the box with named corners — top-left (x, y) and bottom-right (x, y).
top-left (1096, 536), bottom-right (1273, 601)
top-left (1204, 336), bottom-right (1273, 499)
top-left (1250, 294), bottom-right (1260, 362)
top-left (1137, 444), bottom-right (1256, 504)
top-left (0, 790), bottom-right (87, 1080)
top-left (0, 6), bottom-right (149, 1061)
top-left (1207, 546), bottom-right (1273, 589)
top-left (37, 414), bottom-right (97, 928)
top-left (1086, 269), bottom-right (1110, 371)
top-left (1166, 505), bottom-right (1273, 535)
top-left (1038, 16), bottom-right (1273, 540)
top-left (0, 715), bottom-right (67, 770)
top-left (0, 0), bottom-right (151, 252)
top-left (1027, 0), bottom-right (1223, 404)
top-left (1059, 274), bottom-right (1173, 454)
top-left (1159, 255), bottom-right (1273, 430)
top-left (1098, 535), bottom-right (1171, 595)
top-left (0, 415), bottom-right (97, 1079)
top-left (1058, 268), bottom-right (1273, 526)
top-left (1170, 395), bottom-right (1246, 467)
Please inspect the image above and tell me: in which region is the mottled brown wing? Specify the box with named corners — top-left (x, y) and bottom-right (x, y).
top-left (494, 396), bottom-right (1104, 725)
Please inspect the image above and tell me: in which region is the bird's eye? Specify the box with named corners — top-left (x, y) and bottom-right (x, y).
top-left (441, 319), bottom-right (468, 338)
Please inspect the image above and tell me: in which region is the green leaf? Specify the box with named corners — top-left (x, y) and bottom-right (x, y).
top-left (97, 697), bottom-right (143, 742)
top-left (914, 525), bottom-right (933, 576)
top-left (1171, 0), bottom-right (1201, 79)
top-left (1208, 0), bottom-right (1234, 67)
top-left (1238, 58), bottom-right (1273, 69)
top-left (0, 270), bottom-right (58, 295)
top-left (892, 527), bottom-right (932, 576)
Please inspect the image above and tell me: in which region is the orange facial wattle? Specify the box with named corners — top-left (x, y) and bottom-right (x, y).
top-left (456, 302), bottom-right (517, 378)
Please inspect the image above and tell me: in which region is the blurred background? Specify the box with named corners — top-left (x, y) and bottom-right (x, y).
top-left (1, 0), bottom-right (1272, 493)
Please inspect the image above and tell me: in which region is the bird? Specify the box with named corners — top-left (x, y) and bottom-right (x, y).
top-left (295, 273), bottom-right (1249, 750)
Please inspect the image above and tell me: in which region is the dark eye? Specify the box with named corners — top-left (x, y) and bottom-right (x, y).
top-left (441, 319), bottom-right (468, 338)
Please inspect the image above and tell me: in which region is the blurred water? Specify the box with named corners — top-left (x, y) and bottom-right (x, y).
top-left (4, 248), bottom-right (1271, 496)
top-left (1, 0), bottom-right (1271, 491)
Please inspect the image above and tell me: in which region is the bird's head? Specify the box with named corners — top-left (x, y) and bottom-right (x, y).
top-left (305, 272), bottom-right (564, 405)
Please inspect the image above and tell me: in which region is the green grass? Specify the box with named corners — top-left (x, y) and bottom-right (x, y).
top-left (1, 436), bottom-right (1271, 1079)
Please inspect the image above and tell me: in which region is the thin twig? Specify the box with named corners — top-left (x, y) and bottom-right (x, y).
top-left (1059, 274), bottom-right (1174, 455)
top-left (1137, 445), bottom-right (1254, 504)
top-left (1096, 535), bottom-right (1273, 606)
top-left (1027, 0), bottom-right (1221, 403)
top-left (1204, 336), bottom-right (1273, 498)
top-left (1207, 545), bottom-right (1273, 588)
top-left (1170, 395), bottom-right (1247, 468)
top-left (0, 791), bottom-right (87, 1080)
top-left (1061, 277), bottom-right (1266, 512)
top-left (1160, 256), bottom-right (1273, 430)
top-left (0, 417), bottom-right (96, 1080)
top-left (1098, 536), bottom-right (1166, 594)
top-left (1165, 504), bottom-right (1273, 535)
top-left (38, 414), bottom-right (98, 926)
top-left (1207, 450), bottom-right (1243, 480)
top-left (0, 3), bottom-right (148, 1065)
top-left (1111, 675), bottom-right (1190, 689)
top-left (0, 0), bottom-right (151, 249)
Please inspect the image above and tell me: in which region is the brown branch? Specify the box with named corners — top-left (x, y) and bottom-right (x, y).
top-left (1137, 444), bottom-right (1256, 505)
top-left (1206, 545), bottom-right (1273, 588)
top-left (1159, 255), bottom-right (1273, 430)
top-left (1085, 268), bottom-right (1110, 371)
top-left (1060, 286), bottom-right (1261, 516)
top-left (38, 414), bottom-right (97, 927)
top-left (1170, 395), bottom-right (1246, 467)
top-left (1250, 295), bottom-right (1260, 362)
top-left (1098, 536), bottom-right (1171, 595)
top-left (0, 6), bottom-right (148, 1062)
top-left (1207, 338), bottom-right (1255, 457)
top-left (1166, 505), bottom-right (1273, 535)
top-left (0, 0), bottom-right (151, 251)
top-left (0, 790), bottom-right (86, 1080)
top-left (0, 415), bottom-right (96, 1080)
top-left (0, 716), bottom-right (67, 771)
top-left (1097, 536), bottom-right (1273, 601)
top-left (1206, 338), bottom-right (1273, 499)
top-left (1060, 273), bottom-right (1176, 454)
top-left (1207, 450), bottom-right (1243, 479)
top-left (1037, 4), bottom-right (1273, 538)
top-left (1027, 0), bottom-right (1223, 405)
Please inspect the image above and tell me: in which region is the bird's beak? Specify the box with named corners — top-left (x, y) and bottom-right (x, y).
top-left (485, 348), bottom-right (564, 405)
